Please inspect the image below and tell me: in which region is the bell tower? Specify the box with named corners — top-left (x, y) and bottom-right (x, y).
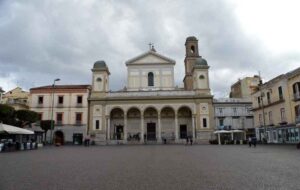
top-left (184, 36), bottom-right (200, 90)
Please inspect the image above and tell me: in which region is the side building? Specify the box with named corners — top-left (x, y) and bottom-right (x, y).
top-left (1, 87), bottom-right (29, 110)
top-left (213, 98), bottom-right (254, 138)
top-left (29, 85), bottom-right (90, 144)
top-left (252, 67), bottom-right (300, 144)
top-left (230, 76), bottom-right (260, 99)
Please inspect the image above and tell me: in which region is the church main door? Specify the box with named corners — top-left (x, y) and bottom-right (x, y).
top-left (147, 123), bottom-right (156, 141)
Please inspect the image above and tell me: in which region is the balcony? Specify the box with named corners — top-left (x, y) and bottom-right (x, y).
top-left (75, 103), bottom-right (83, 108)
top-left (294, 93), bottom-right (300, 101)
top-left (56, 121), bottom-right (63, 126)
top-left (296, 116), bottom-right (300, 124)
top-left (75, 121), bottom-right (82, 126)
top-left (57, 103), bottom-right (64, 108)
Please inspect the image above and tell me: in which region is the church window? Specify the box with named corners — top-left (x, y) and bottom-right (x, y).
top-left (148, 72), bottom-right (154, 86)
top-left (203, 118), bottom-right (207, 128)
top-left (96, 77), bottom-right (102, 82)
top-left (191, 45), bottom-right (195, 53)
top-left (199, 75), bottom-right (205, 79)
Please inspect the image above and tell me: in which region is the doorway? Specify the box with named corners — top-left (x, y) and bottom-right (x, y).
top-left (180, 125), bottom-right (187, 139)
top-left (147, 123), bottom-right (156, 140)
top-left (54, 131), bottom-right (64, 145)
top-left (116, 125), bottom-right (124, 140)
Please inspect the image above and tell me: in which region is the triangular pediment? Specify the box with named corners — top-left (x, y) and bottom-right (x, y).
top-left (125, 51), bottom-right (175, 65)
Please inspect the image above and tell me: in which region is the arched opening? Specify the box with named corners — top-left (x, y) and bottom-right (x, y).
top-left (144, 107), bottom-right (158, 141)
top-left (127, 107), bottom-right (141, 141)
top-left (178, 106), bottom-right (193, 139)
top-left (148, 72), bottom-right (154, 86)
top-left (293, 82), bottom-right (300, 99)
top-left (110, 108), bottom-right (124, 140)
top-left (161, 107), bottom-right (175, 141)
top-left (199, 75), bottom-right (205, 79)
top-left (54, 130), bottom-right (64, 146)
top-left (190, 45), bottom-right (195, 53)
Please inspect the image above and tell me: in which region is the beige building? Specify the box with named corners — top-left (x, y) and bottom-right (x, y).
top-left (230, 76), bottom-right (260, 99)
top-left (88, 37), bottom-right (214, 144)
top-left (252, 67), bottom-right (300, 143)
top-left (29, 85), bottom-right (90, 143)
top-left (1, 87), bottom-right (29, 110)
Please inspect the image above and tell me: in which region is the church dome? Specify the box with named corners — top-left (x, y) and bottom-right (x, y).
top-left (195, 57), bottom-right (208, 66)
top-left (186, 36), bottom-right (197, 41)
top-left (93, 60), bottom-right (107, 68)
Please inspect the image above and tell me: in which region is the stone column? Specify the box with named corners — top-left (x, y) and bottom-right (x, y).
top-left (158, 113), bottom-right (161, 142)
top-left (141, 113), bottom-right (144, 142)
top-left (218, 133), bottom-right (221, 145)
top-left (192, 115), bottom-right (196, 140)
top-left (175, 113), bottom-right (179, 141)
top-left (124, 113), bottom-right (127, 142)
top-left (107, 116), bottom-right (110, 140)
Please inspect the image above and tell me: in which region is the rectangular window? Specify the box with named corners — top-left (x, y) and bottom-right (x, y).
top-left (233, 107), bottom-right (237, 115)
top-left (76, 113), bottom-right (82, 125)
top-left (267, 92), bottom-right (271, 104)
top-left (77, 96), bottom-right (83, 104)
top-left (56, 113), bottom-right (63, 125)
top-left (280, 108), bottom-right (286, 122)
top-left (38, 96), bottom-right (43, 104)
top-left (218, 108), bottom-right (223, 114)
top-left (203, 118), bottom-right (207, 128)
top-left (268, 111), bottom-right (273, 125)
top-left (259, 114), bottom-right (262, 125)
top-left (38, 113), bottom-right (43, 121)
top-left (219, 118), bottom-right (224, 126)
top-left (278, 86), bottom-right (283, 100)
top-left (257, 97), bottom-right (261, 106)
top-left (58, 96), bottom-right (64, 104)
top-left (95, 120), bottom-right (100, 130)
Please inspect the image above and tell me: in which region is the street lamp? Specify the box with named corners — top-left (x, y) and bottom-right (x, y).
top-left (50, 78), bottom-right (60, 144)
top-left (260, 92), bottom-right (267, 143)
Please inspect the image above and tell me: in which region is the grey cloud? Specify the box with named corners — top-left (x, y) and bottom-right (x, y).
top-left (0, 0), bottom-right (299, 97)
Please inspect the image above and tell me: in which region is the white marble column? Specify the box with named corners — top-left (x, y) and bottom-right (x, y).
top-left (124, 113), bottom-right (127, 142)
top-left (192, 115), bottom-right (196, 140)
top-left (158, 113), bottom-right (161, 142)
top-left (141, 114), bottom-right (144, 142)
top-left (175, 113), bottom-right (179, 141)
top-left (107, 116), bottom-right (110, 140)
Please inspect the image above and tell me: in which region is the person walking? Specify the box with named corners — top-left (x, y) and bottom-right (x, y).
top-left (186, 136), bottom-right (189, 145)
top-left (252, 137), bottom-right (257, 148)
top-left (190, 137), bottom-right (193, 145)
top-left (248, 137), bottom-right (252, 147)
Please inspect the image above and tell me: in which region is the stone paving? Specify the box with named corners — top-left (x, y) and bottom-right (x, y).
top-left (0, 144), bottom-right (300, 190)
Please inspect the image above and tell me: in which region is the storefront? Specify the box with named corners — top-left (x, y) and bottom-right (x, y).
top-left (256, 125), bottom-right (300, 144)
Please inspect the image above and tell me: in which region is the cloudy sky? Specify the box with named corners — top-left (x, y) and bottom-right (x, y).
top-left (0, 0), bottom-right (299, 97)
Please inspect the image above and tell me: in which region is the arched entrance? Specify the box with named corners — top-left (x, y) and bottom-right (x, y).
top-left (178, 106), bottom-right (193, 139)
top-left (144, 107), bottom-right (158, 141)
top-left (54, 130), bottom-right (64, 146)
top-left (127, 107), bottom-right (141, 141)
top-left (110, 108), bottom-right (124, 140)
top-left (161, 107), bottom-right (175, 141)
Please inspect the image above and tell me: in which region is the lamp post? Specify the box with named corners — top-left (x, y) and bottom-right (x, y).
top-left (50, 78), bottom-right (60, 144)
top-left (260, 92), bottom-right (267, 143)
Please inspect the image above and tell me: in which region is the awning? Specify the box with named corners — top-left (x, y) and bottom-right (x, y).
top-left (232, 129), bottom-right (244, 133)
top-left (213, 130), bottom-right (231, 134)
top-left (0, 123), bottom-right (34, 135)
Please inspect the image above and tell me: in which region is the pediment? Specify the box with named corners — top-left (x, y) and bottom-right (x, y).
top-left (125, 51), bottom-right (175, 65)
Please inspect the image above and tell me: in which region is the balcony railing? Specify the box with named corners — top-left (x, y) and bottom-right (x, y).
top-left (294, 93), bottom-right (300, 101)
top-left (75, 121), bottom-right (82, 126)
top-left (296, 116), bottom-right (300, 124)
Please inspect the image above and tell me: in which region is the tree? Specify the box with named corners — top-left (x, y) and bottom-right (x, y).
top-left (40, 120), bottom-right (54, 143)
top-left (15, 110), bottom-right (39, 127)
top-left (0, 104), bottom-right (16, 125)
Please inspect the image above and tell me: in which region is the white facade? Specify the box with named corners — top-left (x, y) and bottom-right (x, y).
top-left (213, 98), bottom-right (254, 132)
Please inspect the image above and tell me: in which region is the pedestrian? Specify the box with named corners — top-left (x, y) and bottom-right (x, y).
top-left (186, 136), bottom-right (189, 145)
top-left (190, 138), bottom-right (193, 145)
top-left (248, 137), bottom-right (252, 147)
top-left (252, 137), bottom-right (257, 148)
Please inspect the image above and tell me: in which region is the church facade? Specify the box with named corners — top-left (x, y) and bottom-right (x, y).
top-left (88, 36), bottom-right (214, 144)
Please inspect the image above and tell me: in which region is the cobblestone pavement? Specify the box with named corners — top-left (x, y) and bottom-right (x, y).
top-left (0, 145), bottom-right (300, 190)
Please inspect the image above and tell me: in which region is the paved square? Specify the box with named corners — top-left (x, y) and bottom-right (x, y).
top-left (0, 145), bottom-right (299, 190)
